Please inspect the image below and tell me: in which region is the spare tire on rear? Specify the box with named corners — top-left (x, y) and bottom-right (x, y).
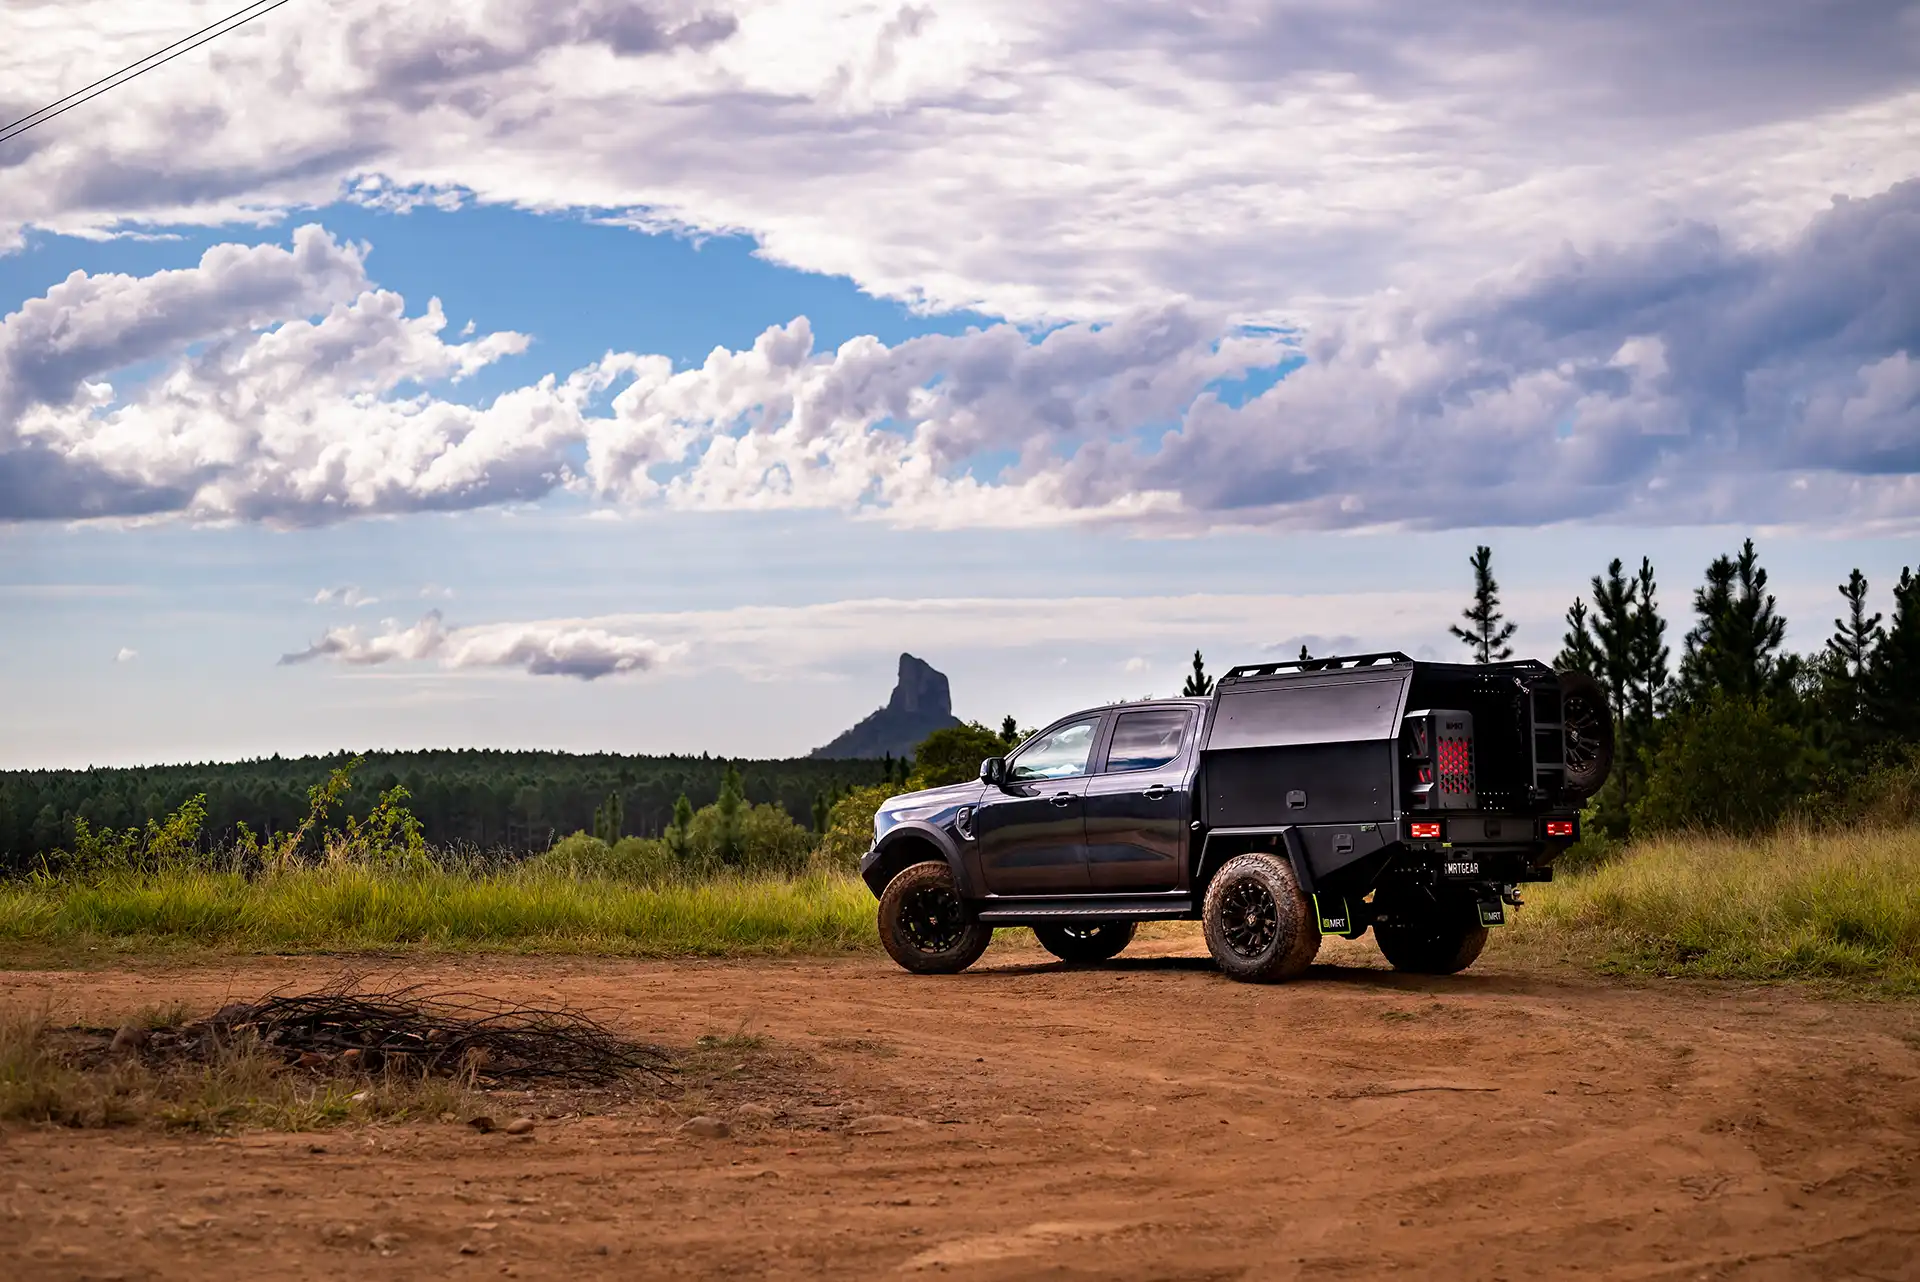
top-left (1556, 669), bottom-right (1614, 801)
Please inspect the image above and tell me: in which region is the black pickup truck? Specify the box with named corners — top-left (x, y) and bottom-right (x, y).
top-left (860, 652), bottom-right (1612, 982)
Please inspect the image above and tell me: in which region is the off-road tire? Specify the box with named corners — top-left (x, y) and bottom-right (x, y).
top-left (877, 860), bottom-right (992, 975)
top-left (1201, 852), bottom-right (1321, 983)
top-left (1557, 669), bottom-right (1615, 801)
top-left (1033, 920), bottom-right (1136, 964)
top-left (1373, 896), bottom-right (1489, 975)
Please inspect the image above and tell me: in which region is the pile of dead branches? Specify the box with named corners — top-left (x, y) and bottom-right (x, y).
top-left (108, 980), bottom-right (674, 1087)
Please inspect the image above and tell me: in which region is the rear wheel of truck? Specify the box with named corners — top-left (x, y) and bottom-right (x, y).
top-left (877, 860), bottom-right (993, 975)
top-left (1033, 920), bottom-right (1136, 964)
top-left (1201, 853), bottom-right (1322, 983)
top-left (1372, 890), bottom-right (1488, 975)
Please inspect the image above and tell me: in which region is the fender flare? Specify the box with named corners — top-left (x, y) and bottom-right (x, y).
top-left (859, 822), bottom-right (978, 899)
top-left (1192, 827), bottom-right (1315, 898)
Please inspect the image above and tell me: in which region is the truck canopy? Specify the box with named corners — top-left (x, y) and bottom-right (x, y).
top-left (1200, 652), bottom-right (1566, 826)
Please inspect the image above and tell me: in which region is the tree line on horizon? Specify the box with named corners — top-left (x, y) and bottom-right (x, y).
top-left (0, 749), bottom-right (905, 875)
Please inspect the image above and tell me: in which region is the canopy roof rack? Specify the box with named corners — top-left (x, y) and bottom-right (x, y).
top-left (1221, 651), bottom-right (1414, 681)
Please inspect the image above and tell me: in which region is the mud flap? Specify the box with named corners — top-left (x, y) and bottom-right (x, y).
top-left (1314, 894), bottom-right (1367, 939)
top-left (1476, 900), bottom-right (1506, 927)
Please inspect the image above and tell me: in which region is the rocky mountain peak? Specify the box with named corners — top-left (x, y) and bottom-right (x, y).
top-left (810, 653), bottom-right (963, 760)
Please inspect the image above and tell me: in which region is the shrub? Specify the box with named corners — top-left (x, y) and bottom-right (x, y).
top-left (1632, 695), bottom-right (1812, 835)
top-left (1830, 745), bottom-right (1920, 829)
top-left (683, 802), bottom-right (814, 876)
top-left (814, 784), bottom-right (897, 874)
top-left (53, 794), bottom-right (209, 881)
top-left (909, 723), bottom-right (1012, 788)
top-left (525, 834), bottom-right (675, 884)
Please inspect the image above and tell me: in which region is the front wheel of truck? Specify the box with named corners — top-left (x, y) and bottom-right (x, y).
top-left (1034, 920), bottom-right (1136, 964)
top-left (877, 860), bottom-right (993, 975)
top-left (1201, 853), bottom-right (1322, 983)
top-left (1372, 892), bottom-right (1488, 975)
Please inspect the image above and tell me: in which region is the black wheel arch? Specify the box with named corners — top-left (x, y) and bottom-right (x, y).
top-left (860, 824), bottom-right (976, 899)
top-left (1191, 826), bottom-right (1316, 901)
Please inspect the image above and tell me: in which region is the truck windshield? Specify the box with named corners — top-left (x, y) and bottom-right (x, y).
top-left (1010, 718), bottom-right (1099, 780)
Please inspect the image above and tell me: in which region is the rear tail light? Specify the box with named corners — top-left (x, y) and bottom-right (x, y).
top-left (1409, 822), bottom-right (1441, 839)
top-left (1545, 820), bottom-right (1574, 838)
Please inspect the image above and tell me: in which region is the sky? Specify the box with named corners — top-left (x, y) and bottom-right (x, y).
top-left (1, 0), bottom-right (1917, 768)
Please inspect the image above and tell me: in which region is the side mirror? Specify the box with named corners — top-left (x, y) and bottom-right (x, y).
top-left (979, 756), bottom-right (1007, 786)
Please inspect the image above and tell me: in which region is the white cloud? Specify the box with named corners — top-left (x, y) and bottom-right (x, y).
top-left (0, 230), bottom-right (1283, 525)
top-left (313, 585), bottom-right (378, 608)
top-left (3, 180), bottom-right (1917, 533)
top-left (1, 2), bottom-right (1912, 324)
top-left (115, 646), bottom-right (137, 663)
top-left (280, 589), bottom-right (1534, 683)
top-left (279, 609), bottom-right (679, 680)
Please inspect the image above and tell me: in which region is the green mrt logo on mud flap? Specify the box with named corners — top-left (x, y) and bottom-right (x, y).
top-left (1313, 895), bottom-right (1366, 939)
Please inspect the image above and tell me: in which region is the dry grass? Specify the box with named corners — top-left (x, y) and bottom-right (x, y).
top-left (0, 1006), bottom-right (479, 1131)
top-left (1505, 823), bottom-right (1920, 992)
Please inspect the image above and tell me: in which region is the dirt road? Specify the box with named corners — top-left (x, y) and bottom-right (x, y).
top-left (4, 935), bottom-right (1918, 1280)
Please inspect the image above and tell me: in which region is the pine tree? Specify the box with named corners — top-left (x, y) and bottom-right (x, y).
top-left (1556, 555), bottom-right (1670, 835)
top-left (1181, 650), bottom-right (1213, 696)
top-left (1626, 557), bottom-right (1671, 731)
top-left (1450, 545), bottom-right (1517, 663)
top-left (1678, 539), bottom-right (1787, 706)
top-left (1865, 567), bottom-right (1920, 743)
top-left (714, 762), bottom-right (745, 865)
top-left (1587, 559), bottom-right (1636, 723)
top-left (999, 715), bottom-right (1021, 748)
top-left (1827, 570), bottom-right (1883, 695)
top-left (591, 791), bottom-right (624, 845)
top-left (1556, 598), bottom-right (1600, 676)
top-left (665, 794), bottom-right (694, 862)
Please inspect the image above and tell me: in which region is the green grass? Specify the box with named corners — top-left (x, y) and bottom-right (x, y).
top-left (0, 866), bottom-right (878, 956)
top-left (1508, 824), bottom-right (1920, 991)
top-left (6, 827), bottom-right (1919, 993)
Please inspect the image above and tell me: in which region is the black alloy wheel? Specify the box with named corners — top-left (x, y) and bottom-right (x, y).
top-left (900, 883), bottom-right (969, 953)
top-left (876, 860), bottom-right (993, 975)
top-left (1034, 920), bottom-right (1136, 964)
top-left (1200, 851), bottom-right (1321, 983)
top-left (1219, 879), bottom-right (1279, 959)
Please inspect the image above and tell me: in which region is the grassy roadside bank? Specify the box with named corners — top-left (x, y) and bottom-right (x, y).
top-left (1508, 824), bottom-right (1920, 993)
top-left (0, 867), bottom-right (878, 957)
top-left (2, 830), bottom-right (1916, 992)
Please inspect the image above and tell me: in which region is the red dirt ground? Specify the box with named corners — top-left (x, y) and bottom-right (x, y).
top-left (3, 935), bottom-right (1918, 1280)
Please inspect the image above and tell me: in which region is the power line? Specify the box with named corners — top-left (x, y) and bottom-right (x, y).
top-left (0, 0), bottom-right (299, 147)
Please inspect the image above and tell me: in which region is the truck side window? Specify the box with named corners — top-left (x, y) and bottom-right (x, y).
top-left (1008, 718), bottom-right (1100, 781)
top-left (1102, 709), bottom-right (1190, 773)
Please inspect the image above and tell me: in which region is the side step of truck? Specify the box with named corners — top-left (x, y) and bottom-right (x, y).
top-left (975, 894), bottom-right (1195, 924)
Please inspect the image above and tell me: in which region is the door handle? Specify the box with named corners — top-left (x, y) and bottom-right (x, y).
top-left (1050, 792), bottom-right (1074, 807)
top-left (1143, 784), bottom-right (1169, 800)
